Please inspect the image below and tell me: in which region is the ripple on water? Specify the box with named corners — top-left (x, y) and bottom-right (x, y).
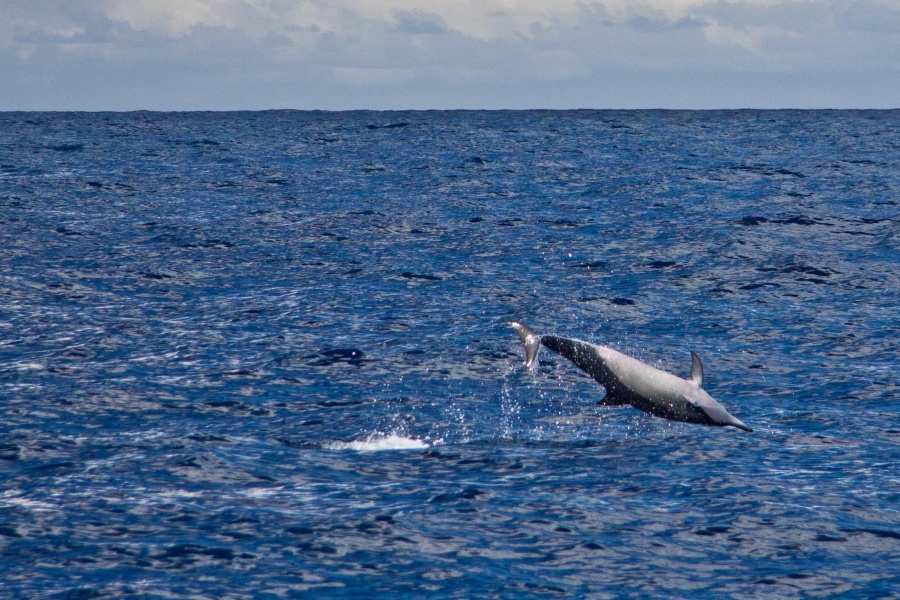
top-left (0, 110), bottom-right (898, 598)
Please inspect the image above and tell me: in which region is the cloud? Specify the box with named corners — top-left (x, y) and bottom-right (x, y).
top-left (394, 10), bottom-right (448, 35)
top-left (1, 0), bottom-right (898, 109)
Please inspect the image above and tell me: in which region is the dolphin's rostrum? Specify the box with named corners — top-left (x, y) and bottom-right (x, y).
top-left (510, 321), bottom-right (752, 432)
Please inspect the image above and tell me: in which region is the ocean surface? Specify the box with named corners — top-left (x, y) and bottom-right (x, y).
top-left (0, 110), bottom-right (898, 599)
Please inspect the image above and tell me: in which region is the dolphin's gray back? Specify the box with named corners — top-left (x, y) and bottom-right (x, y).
top-left (538, 335), bottom-right (631, 406)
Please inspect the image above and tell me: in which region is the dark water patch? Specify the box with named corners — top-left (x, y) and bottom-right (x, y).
top-left (0, 444), bottom-right (20, 460)
top-left (610, 297), bottom-right (636, 306)
top-left (847, 216), bottom-right (897, 225)
top-left (753, 578), bottom-right (789, 587)
top-left (186, 434), bottom-right (230, 443)
top-left (55, 226), bottom-right (90, 237)
top-left (646, 260), bottom-right (677, 269)
top-left (757, 264), bottom-right (836, 278)
top-left (306, 348), bottom-right (366, 366)
top-left (83, 181), bottom-right (137, 193)
top-left (780, 215), bottom-right (825, 226)
top-left (837, 229), bottom-right (881, 237)
top-left (692, 526), bottom-right (732, 536)
top-left (275, 438), bottom-right (320, 449)
top-left (0, 525), bottom-right (22, 537)
top-left (735, 214), bottom-right (827, 227)
top-left (178, 238), bottom-right (234, 249)
top-left (188, 139), bottom-right (221, 147)
top-left (381, 396), bottom-right (415, 404)
top-left (789, 265), bottom-right (834, 278)
top-left (539, 218), bottom-right (583, 228)
top-left (367, 122), bottom-right (409, 130)
top-left (48, 143), bottom-right (84, 152)
top-left (739, 282), bottom-right (780, 290)
top-left (429, 488), bottom-right (487, 504)
top-left (506, 582), bottom-right (569, 596)
top-left (154, 544), bottom-right (235, 561)
top-left (729, 164), bottom-right (807, 178)
top-left (569, 261), bottom-right (607, 269)
top-left (774, 168), bottom-right (807, 178)
top-left (317, 231), bottom-right (349, 241)
top-left (295, 541), bottom-right (339, 556)
top-left (737, 216), bottom-right (769, 226)
top-left (736, 215), bottom-right (832, 227)
top-left (812, 534), bottom-right (848, 543)
top-left (54, 346), bottom-right (98, 361)
top-left (840, 528), bottom-right (900, 541)
top-left (399, 272), bottom-right (443, 282)
top-left (841, 159), bottom-right (888, 166)
top-left (310, 393), bottom-right (367, 407)
top-left (51, 588), bottom-right (103, 600)
top-left (287, 526), bottom-right (315, 535)
top-left (29, 461), bottom-right (77, 474)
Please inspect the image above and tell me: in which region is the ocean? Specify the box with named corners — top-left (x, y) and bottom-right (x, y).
top-left (0, 110), bottom-right (898, 598)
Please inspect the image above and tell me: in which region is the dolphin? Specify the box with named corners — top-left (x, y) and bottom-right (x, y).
top-left (510, 321), bottom-right (752, 432)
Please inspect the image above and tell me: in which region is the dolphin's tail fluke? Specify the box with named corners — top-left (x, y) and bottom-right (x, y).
top-left (510, 321), bottom-right (542, 368)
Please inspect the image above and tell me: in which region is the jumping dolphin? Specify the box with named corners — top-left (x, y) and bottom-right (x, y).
top-left (510, 322), bottom-right (752, 432)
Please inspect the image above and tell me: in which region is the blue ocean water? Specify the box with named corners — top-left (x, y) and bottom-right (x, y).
top-left (0, 110), bottom-right (898, 598)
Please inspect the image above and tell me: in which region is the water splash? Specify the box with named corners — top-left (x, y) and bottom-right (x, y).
top-left (326, 433), bottom-right (431, 452)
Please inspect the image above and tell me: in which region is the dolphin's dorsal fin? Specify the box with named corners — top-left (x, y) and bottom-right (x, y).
top-left (690, 351), bottom-right (703, 387)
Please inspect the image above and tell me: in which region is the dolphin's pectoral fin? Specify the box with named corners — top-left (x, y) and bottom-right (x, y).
top-left (689, 351), bottom-right (703, 387)
top-left (597, 389), bottom-right (630, 406)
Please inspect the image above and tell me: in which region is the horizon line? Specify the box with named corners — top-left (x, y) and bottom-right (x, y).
top-left (2, 107), bottom-right (899, 114)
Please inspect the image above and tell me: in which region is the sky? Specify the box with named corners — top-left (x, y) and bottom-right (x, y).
top-left (1, 0), bottom-right (899, 110)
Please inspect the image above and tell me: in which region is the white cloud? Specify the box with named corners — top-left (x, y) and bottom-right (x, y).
top-left (394, 10), bottom-right (448, 35)
top-left (1, 0), bottom-right (898, 109)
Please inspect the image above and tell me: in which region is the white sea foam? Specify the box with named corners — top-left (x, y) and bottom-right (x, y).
top-left (327, 433), bottom-right (431, 452)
